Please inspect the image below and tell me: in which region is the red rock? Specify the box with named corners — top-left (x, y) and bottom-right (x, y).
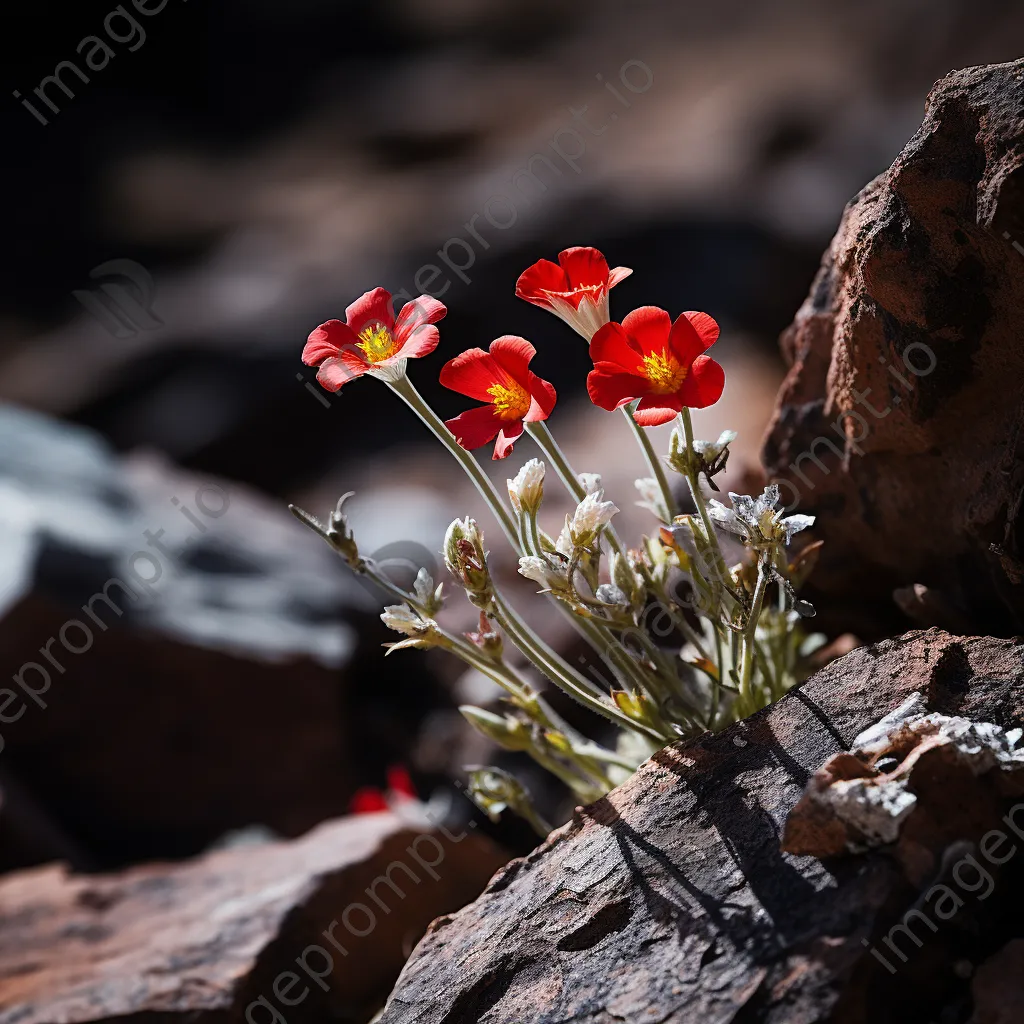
top-left (378, 630), bottom-right (1024, 1023)
top-left (762, 58), bottom-right (1024, 640)
top-left (0, 812), bottom-right (507, 1024)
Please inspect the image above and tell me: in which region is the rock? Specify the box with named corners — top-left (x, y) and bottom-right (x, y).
top-left (971, 939), bottom-right (1024, 1024)
top-left (0, 405), bottom-right (447, 868)
top-left (762, 59), bottom-right (1024, 640)
top-left (378, 629), bottom-right (1024, 1023)
top-left (0, 810), bottom-right (508, 1024)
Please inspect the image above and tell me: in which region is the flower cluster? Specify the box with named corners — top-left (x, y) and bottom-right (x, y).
top-left (292, 246), bottom-right (823, 835)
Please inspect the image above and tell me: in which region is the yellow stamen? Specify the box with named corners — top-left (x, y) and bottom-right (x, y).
top-left (487, 380), bottom-right (531, 420)
top-left (357, 323), bottom-right (398, 363)
top-left (643, 349), bottom-right (688, 394)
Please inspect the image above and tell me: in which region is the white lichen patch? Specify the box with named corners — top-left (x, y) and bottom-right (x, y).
top-left (792, 691), bottom-right (1024, 853)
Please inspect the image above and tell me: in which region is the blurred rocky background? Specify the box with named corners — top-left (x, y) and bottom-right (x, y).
top-left (1, 1), bottom-right (1024, 1018)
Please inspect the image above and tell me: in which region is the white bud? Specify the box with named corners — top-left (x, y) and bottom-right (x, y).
top-left (569, 492), bottom-right (619, 547)
top-left (518, 555), bottom-right (566, 591)
top-left (507, 459), bottom-right (545, 516)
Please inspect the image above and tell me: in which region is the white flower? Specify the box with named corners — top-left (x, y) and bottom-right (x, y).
top-left (595, 583), bottom-right (629, 607)
top-left (507, 459), bottom-right (545, 515)
top-left (518, 555), bottom-right (566, 591)
top-left (381, 604), bottom-right (430, 636)
top-left (693, 429), bottom-right (738, 462)
top-left (569, 492), bottom-right (619, 546)
top-left (413, 567), bottom-right (444, 614)
top-left (634, 477), bottom-right (666, 520)
top-left (578, 472), bottom-right (603, 496)
top-left (707, 484), bottom-right (814, 547)
top-left (381, 603), bottom-right (441, 654)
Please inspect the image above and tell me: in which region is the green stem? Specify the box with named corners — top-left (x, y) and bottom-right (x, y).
top-left (388, 375), bottom-right (521, 551)
top-left (525, 421), bottom-right (624, 555)
top-left (738, 559), bottom-right (769, 714)
top-left (623, 405), bottom-right (678, 520)
top-left (492, 593), bottom-right (664, 742)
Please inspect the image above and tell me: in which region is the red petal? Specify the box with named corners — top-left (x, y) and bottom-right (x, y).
top-left (444, 403), bottom-right (503, 450)
top-left (386, 764), bottom-right (418, 799)
top-left (633, 394), bottom-right (682, 426)
top-left (608, 266), bottom-right (633, 288)
top-left (393, 296), bottom-right (447, 346)
top-left (490, 335), bottom-right (536, 383)
top-left (394, 324), bottom-right (440, 361)
top-left (558, 247), bottom-right (610, 289)
top-left (524, 373), bottom-right (557, 420)
top-left (620, 306), bottom-right (672, 357)
top-left (677, 354), bottom-right (726, 409)
top-left (350, 787), bottom-right (389, 814)
top-left (587, 366), bottom-right (648, 411)
top-left (345, 287), bottom-right (395, 335)
top-left (439, 348), bottom-right (504, 402)
top-left (683, 310), bottom-right (720, 349)
top-left (316, 353), bottom-right (369, 391)
top-left (515, 259), bottom-right (567, 308)
top-left (667, 312), bottom-right (706, 368)
top-left (590, 322), bottom-right (643, 373)
top-left (493, 418), bottom-right (525, 460)
top-left (302, 319), bottom-right (356, 365)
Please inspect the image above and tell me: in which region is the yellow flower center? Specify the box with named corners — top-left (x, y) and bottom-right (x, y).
top-left (487, 380), bottom-right (531, 420)
top-left (357, 323), bottom-right (398, 363)
top-left (642, 349), bottom-right (688, 394)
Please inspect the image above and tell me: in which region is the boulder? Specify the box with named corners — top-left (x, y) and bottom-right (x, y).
top-left (0, 811), bottom-right (507, 1024)
top-left (762, 59), bottom-right (1024, 640)
top-left (378, 630), bottom-right (1024, 1023)
top-left (0, 405), bottom-right (446, 867)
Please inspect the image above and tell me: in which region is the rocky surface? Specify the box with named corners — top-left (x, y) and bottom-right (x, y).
top-left (0, 404), bottom-right (448, 868)
top-left (763, 58), bottom-right (1024, 640)
top-left (378, 630), bottom-right (1024, 1023)
top-left (0, 810), bottom-right (508, 1024)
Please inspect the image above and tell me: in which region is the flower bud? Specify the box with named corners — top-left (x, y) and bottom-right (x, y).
top-left (569, 492), bottom-right (619, 548)
top-left (459, 706), bottom-right (531, 751)
top-left (610, 549), bottom-right (646, 608)
top-left (518, 555), bottom-right (568, 593)
top-left (444, 517), bottom-right (491, 603)
top-left (507, 459), bottom-right (545, 516)
top-left (595, 582), bottom-right (629, 607)
top-left (326, 491), bottom-right (360, 564)
top-left (634, 477), bottom-right (668, 521)
top-left (380, 603), bottom-right (442, 653)
top-left (465, 765), bottom-right (540, 826)
top-left (413, 567), bottom-right (445, 615)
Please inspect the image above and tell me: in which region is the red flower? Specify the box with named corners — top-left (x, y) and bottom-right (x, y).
top-left (587, 307), bottom-right (725, 426)
top-left (349, 764), bottom-right (419, 814)
top-left (440, 336), bottom-right (557, 460)
top-left (302, 288), bottom-right (446, 391)
top-left (515, 246), bottom-right (632, 339)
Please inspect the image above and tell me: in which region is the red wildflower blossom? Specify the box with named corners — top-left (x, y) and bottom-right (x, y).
top-left (440, 336), bottom-right (557, 460)
top-left (587, 307), bottom-right (725, 426)
top-left (349, 764), bottom-right (419, 814)
top-left (515, 246), bottom-right (632, 339)
top-left (302, 288), bottom-right (446, 391)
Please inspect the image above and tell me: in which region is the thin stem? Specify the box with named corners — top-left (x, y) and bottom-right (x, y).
top-left (492, 593), bottom-right (664, 743)
top-left (526, 421), bottom-right (587, 502)
top-left (623, 405), bottom-right (678, 520)
top-left (738, 559), bottom-right (769, 714)
top-left (388, 375), bottom-right (521, 550)
top-left (678, 410), bottom-right (729, 576)
top-left (525, 421), bottom-right (624, 556)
